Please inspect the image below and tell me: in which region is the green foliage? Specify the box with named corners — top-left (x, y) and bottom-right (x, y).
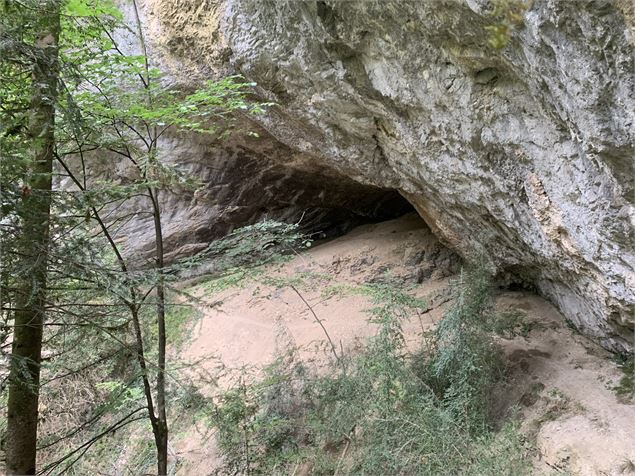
top-left (324, 280), bottom-right (427, 322)
top-left (151, 299), bottom-right (202, 350)
top-left (166, 304), bottom-right (199, 347)
top-left (194, 268), bottom-right (256, 295)
top-left (95, 381), bottom-right (144, 409)
top-left (212, 266), bottom-right (532, 475)
top-left (213, 354), bottom-right (310, 475)
top-left (202, 220), bottom-right (311, 265)
top-left (64, 0), bottom-right (122, 18)
top-left (613, 354), bottom-right (634, 403)
top-left (181, 219), bottom-right (312, 288)
top-left (259, 270), bottom-right (331, 292)
top-left (2, 0), bottom-right (271, 472)
top-left (485, 0), bottom-right (531, 49)
top-left (57, 0), bottom-right (270, 168)
top-left (423, 265), bottom-right (504, 432)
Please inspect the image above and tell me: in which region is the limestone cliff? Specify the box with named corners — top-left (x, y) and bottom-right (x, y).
top-left (130, 0), bottom-right (634, 352)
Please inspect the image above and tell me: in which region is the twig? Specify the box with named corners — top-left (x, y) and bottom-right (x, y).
top-left (38, 407), bottom-right (146, 475)
top-left (289, 284), bottom-right (340, 364)
top-left (334, 438), bottom-right (351, 476)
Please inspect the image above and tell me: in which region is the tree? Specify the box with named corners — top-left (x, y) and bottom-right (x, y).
top-left (2, 0), bottom-right (267, 473)
top-left (58, 2), bottom-right (264, 470)
top-left (2, 1), bottom-right (61, 473)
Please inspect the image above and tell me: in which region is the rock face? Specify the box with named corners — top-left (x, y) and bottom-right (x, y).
top-left (134, 0), bottom-right (634, 352)
top-left (106, 128), bottom-right (411, 263)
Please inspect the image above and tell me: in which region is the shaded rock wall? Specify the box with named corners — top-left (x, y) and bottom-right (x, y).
top-left (102, 129), bottom-right (411, 264)
top-left (135, 0), bottom-right (634, 352)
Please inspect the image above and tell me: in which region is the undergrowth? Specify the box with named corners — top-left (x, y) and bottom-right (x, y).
top-left (194, 267), bottom-right (261, 295)
top-left (24, 220), bottom-right (312, 475)
top-left (613, 354), bottom-right (634, 403)
top-left (212, 264), bottom-right (532, 475)
top-left (178, 220), bottom-right (312, 282)
top-left (184, 220), bottom-right (317, 296)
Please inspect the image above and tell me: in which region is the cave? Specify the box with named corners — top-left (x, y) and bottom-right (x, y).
top-left (117, 130), bottom-right (416, 263)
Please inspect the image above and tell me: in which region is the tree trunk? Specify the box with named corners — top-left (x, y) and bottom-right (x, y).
top-left (149, 188), bottom-right (168, 475)
top-left (132, 0), bottom-right (169, 470)
top-left (6, 1), bottom-right (60, 474)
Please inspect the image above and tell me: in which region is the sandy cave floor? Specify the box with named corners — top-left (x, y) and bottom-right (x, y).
top-left (165, 214), bottom-right (635, 476)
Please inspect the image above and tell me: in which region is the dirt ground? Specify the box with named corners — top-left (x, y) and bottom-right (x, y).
top-left (171, 214), bottom-right (635, 475)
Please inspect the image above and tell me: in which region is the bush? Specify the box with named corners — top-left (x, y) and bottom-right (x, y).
top-left (212, 264), bottom-right (532, 475)
top-left (423, 265), bottom-right (504, 432)
top-left (213, 352), bottom-right (310, 475)
top-left (177, 220), bottom-right (312, 280)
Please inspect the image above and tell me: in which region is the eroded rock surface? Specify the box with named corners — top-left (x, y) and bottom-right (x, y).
top-left (133, 0), bottom-right (634, 352)
top-left (103, 129), bottom-right (411, 263)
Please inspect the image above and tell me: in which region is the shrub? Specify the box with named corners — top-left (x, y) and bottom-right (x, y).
top-left (422, 265), bottom-right (504, 432)
top-left (212, 264), bottom-right (532, 475)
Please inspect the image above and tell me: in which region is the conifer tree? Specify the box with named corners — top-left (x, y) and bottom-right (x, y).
top-left (1, 1), bottom-right (61, 473)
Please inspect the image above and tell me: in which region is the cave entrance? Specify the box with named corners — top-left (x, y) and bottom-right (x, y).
top-left (186, 149), bottom-right (418, 246)
top-left (283, 182), bottom-right (416, 241)
top-left (126, 131), bottom-right (418, 262)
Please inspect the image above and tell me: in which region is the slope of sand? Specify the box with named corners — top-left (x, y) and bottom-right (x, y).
top-left (171, 214), bottom-right (635, 475)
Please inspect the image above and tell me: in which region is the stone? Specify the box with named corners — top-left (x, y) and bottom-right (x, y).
top-left (403, 248), bottom-right (426, 267)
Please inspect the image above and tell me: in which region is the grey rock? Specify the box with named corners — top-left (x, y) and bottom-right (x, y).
top-left (100, 129), bottom-right (412, 266)
top-left (403, 248), bottom-right (426, 267)
top-left (415, 265), bottom-right (435, 284)
top-left (131, 0), bottom-right (633, 352)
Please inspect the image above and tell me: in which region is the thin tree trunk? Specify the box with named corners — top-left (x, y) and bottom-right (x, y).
top-left (131, 1), bottom-right (169, 471)
top-left (6, 2), bottom-right (60, 473)
top-left (149, 188), bottom-right (168, 476)
top-left (57, 154), bottom-right (165, 473)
